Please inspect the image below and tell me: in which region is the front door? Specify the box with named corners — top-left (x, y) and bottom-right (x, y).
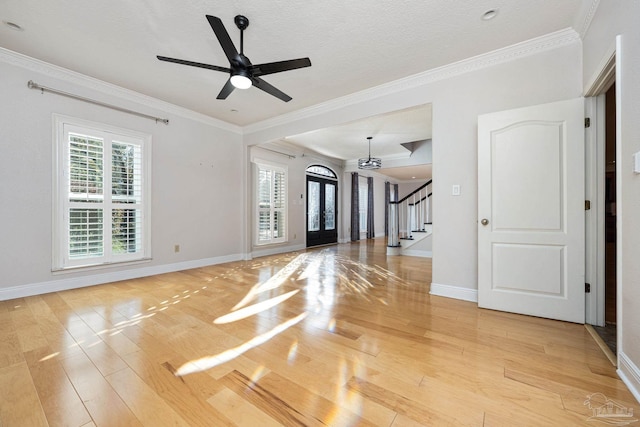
top-left (306, 176), bottom-right (338, 247)
top-left (478, 98), bottom-right (585, 323)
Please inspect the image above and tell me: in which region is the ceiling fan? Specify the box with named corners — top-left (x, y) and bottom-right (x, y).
top-left (157, 15), bottom-right (311, 102)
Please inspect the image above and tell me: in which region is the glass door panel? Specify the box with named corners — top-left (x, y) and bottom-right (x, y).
top-left (325, 183), bottom-right (335, 230)
top-left (308, 181), bottom-right (320, 231)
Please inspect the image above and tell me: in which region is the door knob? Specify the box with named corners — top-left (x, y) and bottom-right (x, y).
top-left (481, 218), bottom-right (489, 226)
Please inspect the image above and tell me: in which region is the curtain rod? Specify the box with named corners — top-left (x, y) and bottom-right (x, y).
top-left (27, 80), bottom-right (169, 125)
top-left (260, 147), bottom-right (296, 159)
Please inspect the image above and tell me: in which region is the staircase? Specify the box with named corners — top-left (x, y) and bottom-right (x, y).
top-left (387, 180), bottom-right (432, 257)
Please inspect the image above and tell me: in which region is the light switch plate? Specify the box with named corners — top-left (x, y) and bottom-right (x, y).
top-left (452, 184), bottom-right (461, 196)
top-left (634, 152), bottom-right (640, 174)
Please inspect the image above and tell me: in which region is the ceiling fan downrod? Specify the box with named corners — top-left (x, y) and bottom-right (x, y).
top-left (234, 15), bottom-right (249, 55)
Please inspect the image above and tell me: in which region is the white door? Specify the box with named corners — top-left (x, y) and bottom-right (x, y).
top-left (478, 98), bottom-right (585, 323)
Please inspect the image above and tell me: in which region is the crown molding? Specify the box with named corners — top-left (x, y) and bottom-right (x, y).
top-left (577, 0), bottom-right (600, 39)
top-left (0, 47), bottom-right (242, 134)
top-left (299, 151), bottom-right (344, 169)
top-left (253, 139), bottom-right (345, 167)
top-left (244, 28), bottom-right (581, 135)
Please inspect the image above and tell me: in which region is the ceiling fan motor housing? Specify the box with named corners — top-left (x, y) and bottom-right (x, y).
top-left (234, 15), bottom-right (249, 31)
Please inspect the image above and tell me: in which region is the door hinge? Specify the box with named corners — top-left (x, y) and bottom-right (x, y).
top-left (585, 200), bottom-right (591, 210)
top-left (585, 117), bottom-right (591, 128)
top-left (585, 283), bottom-right (591, 293)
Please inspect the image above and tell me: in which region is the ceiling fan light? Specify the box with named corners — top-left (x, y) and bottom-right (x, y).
top-left (230, 74), bottom-right (252, 89)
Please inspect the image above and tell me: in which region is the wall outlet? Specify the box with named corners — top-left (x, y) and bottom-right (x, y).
top-left (174, 244), bottom-right (180, 253)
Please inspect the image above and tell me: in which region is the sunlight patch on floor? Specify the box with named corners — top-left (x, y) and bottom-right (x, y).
top-left (176, 312), bottom-right (308, 376)
top-left (214, 290), bottom-right (299, 324)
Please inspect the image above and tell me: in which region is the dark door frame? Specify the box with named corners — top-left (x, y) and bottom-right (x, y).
top-left (306, 174), bottom-right (338, 247)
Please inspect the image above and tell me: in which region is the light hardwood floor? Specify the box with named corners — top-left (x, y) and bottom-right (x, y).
top-left (0, 239), bottom-right (637, 426)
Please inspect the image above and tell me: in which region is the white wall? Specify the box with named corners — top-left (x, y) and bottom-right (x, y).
top-left (397, 181), bottom-right (430, 200)
top-left (0, 55), bottom-right (244, 298)
top-left (374, 175), bottom-right (387, 237)
top-left (582, 0), bottom-right (640, 401)
top-left (244, 35), bottom-right (583, 294)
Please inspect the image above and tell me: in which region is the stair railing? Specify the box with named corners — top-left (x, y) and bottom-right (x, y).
top-left (388, 180), bottom-right (432, 247)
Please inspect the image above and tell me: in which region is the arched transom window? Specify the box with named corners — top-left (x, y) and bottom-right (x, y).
top-left (306, 165), bottom-right (336, 179)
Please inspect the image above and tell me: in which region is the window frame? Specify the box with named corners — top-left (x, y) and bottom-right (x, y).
top-left (254, 159), bottom-right (287, 246)
top-left (52, 114), bottom-right (152, 271)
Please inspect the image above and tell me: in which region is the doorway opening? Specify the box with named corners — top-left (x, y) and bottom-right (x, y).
top-left (306, 165), bottom-right (338, 248)
top-left (584, 42), bottom-right (618, 363)
top-left (593, 82), bottom-right (617, 355)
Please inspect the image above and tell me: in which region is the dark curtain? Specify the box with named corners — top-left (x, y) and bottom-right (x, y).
top-left (367, 176), bottom-right (374, 239)
top-left (350, 172), bottom-right (359, 241)
top-left (393, 183), bottom-right (399, 202)
top-left (384, 181), bottom-right (390, 236)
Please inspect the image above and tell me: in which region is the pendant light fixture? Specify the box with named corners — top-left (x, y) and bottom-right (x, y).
top-left (358, 136), bottom-right (382, 170)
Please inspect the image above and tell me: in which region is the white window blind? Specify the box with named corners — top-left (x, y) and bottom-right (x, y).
top-left (111, 141), bottom-right (143, 256)
top-left (256, 162), bottom-right (287, 245)
top-left (54, 116), bottom-right (151, 270)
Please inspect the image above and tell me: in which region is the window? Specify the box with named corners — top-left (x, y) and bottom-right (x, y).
top-left (359, 178), bottom-right (368, 232)
top-left (306, 165), bottom-right (336, 179)
top-left (53, 115), bottom-right (151, 269)
top-left (255, 161), bottom-right (287, 245)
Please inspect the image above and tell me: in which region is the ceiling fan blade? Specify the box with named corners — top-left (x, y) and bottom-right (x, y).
top-left (157, 56), bottom-right (230, 73)
top-left (206, 15), bottom-right (240, 63)
top-left (252, 77), bottom-right (292, 102)
top-left (251, 58), bottom-right (312, 77)
top-left (216, 79), bottom-right (235, 100)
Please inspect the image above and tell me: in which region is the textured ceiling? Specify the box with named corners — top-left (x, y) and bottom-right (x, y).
top-left (0, 0), bottom-right (593, 127)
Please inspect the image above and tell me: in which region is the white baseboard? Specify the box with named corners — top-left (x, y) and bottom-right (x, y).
top-left (618, 352), bottom-right (640, 404)
top-left (401, 250), bottom-right (432, 258)
top-left (430, 282), bottom-right (478, 303)
top-left (0, 254), bottom-right (244, 301)
top-left (251, 243), bottom-right (306, 259)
